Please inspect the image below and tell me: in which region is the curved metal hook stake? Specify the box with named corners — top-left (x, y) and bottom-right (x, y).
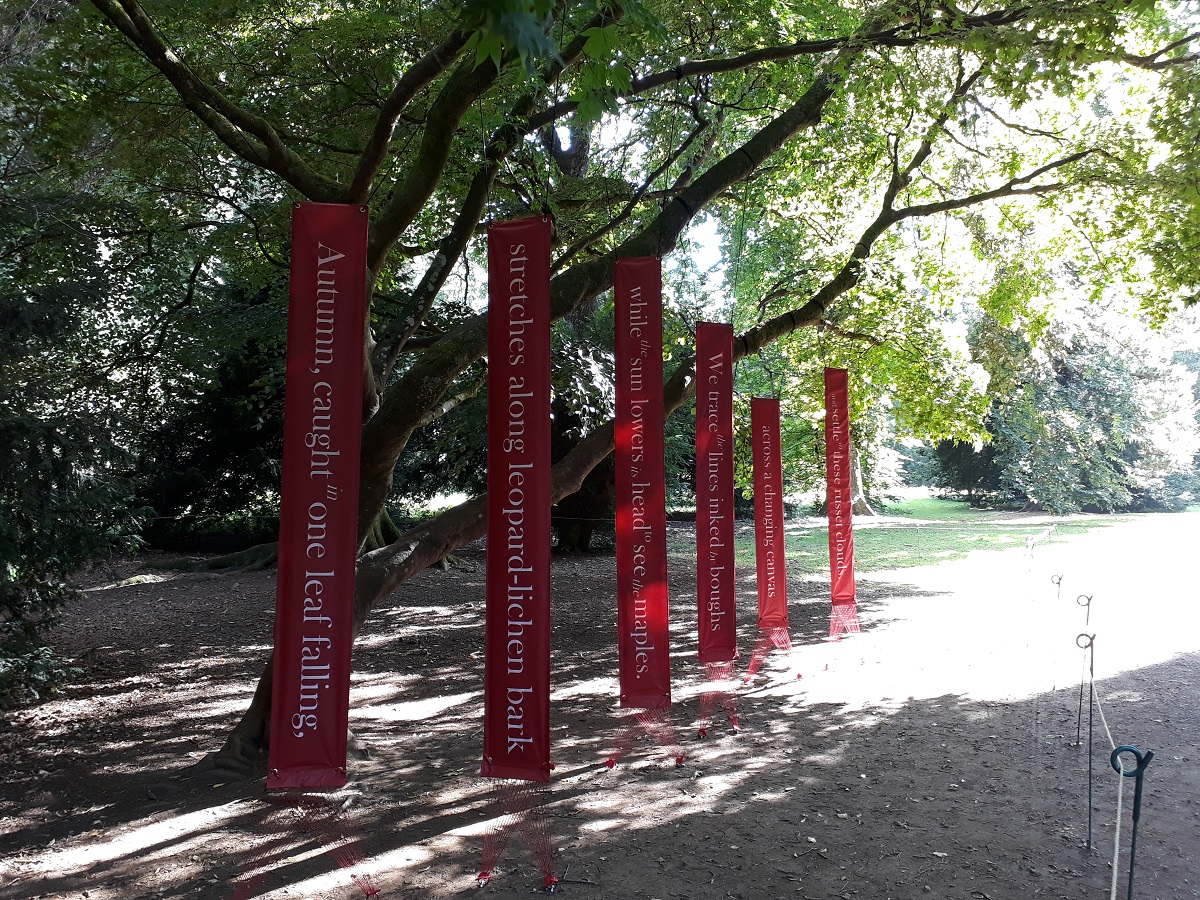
top-left (1075, 631), bottom-right (1099, 846)
top-left (1110, 745), bottom-right (1154, 900)
top-left (1111, 745), bottom-right (1154, 779)
top-left (1076, 593), bottom-right (1093, 626)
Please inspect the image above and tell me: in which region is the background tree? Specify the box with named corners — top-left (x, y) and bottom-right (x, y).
top-left (0, 131), bottom-right (146, 703)
top-left (928, 303), bottom-right (1200, 512)
top-left (137, 327), bottom-right (287, 553)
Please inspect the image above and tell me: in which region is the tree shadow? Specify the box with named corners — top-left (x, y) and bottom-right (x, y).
top-left (2, 544), bottom-right (1194, 900)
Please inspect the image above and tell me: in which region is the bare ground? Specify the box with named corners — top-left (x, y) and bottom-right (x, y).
top-left (0, 513), bottom-right (1197, 900)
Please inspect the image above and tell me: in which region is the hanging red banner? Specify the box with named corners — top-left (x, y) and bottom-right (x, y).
top-left (695, 322), bottom-right (737, 663)
top-left (824, 367), bottom-right (858, 614)
top-left (268, 202), bottom-right (368, 790)
top-left (752, 398), bottom-right (789, 629)
top-left (482, 216), bottom-right (553, 783)
top-left (614, 258), bottom-right (672, 709)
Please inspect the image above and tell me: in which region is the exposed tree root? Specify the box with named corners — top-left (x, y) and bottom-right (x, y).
top-left (191, 732), bottom-right (268, 783)
top-left (199, 655), bottom-right (276, 781)
top-left (363, 508), bottom-right (403, 552)
top-left (148, 542), bottom-right (280, 573)
top-left (851, 498), bottom-right (876, 516)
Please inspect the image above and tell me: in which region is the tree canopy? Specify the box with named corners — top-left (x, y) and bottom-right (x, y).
top-left (3, 0), bottom-right (1198, 748)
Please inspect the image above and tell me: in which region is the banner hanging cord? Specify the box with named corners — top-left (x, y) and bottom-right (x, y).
top-left (479, 97), bottom-right (491, 215)
top-left (731, 198), bottom-right (748, 300)
top-left (657, 88), bottom-right (684, 259)
top-left (541, 3), bottom-right (571, 215)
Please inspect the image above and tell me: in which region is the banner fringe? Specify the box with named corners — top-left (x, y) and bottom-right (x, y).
top-left (478, 779), bottom-right (555, 887)
top-left (743, 626), bottom-right (796, 684)
top-left (293, 794), bottom-right (381, 896)
top-left (698, 660), bottom-right (740, 736)
top-left (828, 603), bottom-right (861, 640)
top-left (606, 706), bottom-right (684, 768)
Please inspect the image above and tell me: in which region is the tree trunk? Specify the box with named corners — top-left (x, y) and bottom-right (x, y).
top-left (850, 447), bottom-right (875, 517)
top-left (204, 427), bottom-right (622, 776)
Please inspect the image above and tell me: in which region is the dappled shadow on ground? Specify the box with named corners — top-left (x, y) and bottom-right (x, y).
top-left (1, 522), bottom-right (1197, 900)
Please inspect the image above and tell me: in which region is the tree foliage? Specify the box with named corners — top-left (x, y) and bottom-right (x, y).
top-left (929, 306), bottom-right (1200, 512)
top-left (0, 169), bottom-right (145, 703)
top-left (4, 0), bottom-right (1198, 747)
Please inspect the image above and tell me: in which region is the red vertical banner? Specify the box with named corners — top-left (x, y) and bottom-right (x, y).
top-left (482, 216), bottom-right (553, 783)
top-left (268, 202), bottom-right (368, 790)
top-left (752, 398), bottom-right (788, 629)
top-left (824, 367), bottom-right (859, 634)
top-left (695, 323), bottom-right (737, 662)
top-left (614, 258), bottom-right (671, 709)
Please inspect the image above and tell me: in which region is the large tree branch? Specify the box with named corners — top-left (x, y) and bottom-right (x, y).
top-left (355, 51), bottom-right (858, 541)
top-left (550, 114), bottom-right (710, 274)
top-left (1121, 30), bottom-right (1200, 71)
top-left (896, 148), bottom-right (1098, 219)
top-left (415, 372), bottom-right (486, 429)
top-left (365, 57), bottom-right (504, 266)
top-left (358, 0), bottom-right (615, 272)
top-left (347, 31), bottom-right (473, 202)
top-left (370, 9), bottom-right (621, 382)
top-left (741, 139), bottom-right (1097, 360)
top-left (738, 68), bottom-right (986, 359)
top-left (524, 3), bottom-right (1044, 134)
top-left (89, 0), bottom-right (345, 201)
top-left (893, 64), bottom-right (984, 191)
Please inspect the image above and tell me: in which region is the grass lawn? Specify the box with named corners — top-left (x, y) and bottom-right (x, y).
top-left (669, 495), bottom-right (1117, 572)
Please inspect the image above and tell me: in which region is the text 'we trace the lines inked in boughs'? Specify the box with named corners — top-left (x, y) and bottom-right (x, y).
top-left (696, 322), bottom-right (737, 665)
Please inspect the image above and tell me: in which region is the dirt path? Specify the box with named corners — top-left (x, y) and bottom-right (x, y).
top-left (0, 513), bottom-right (1196, 900)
